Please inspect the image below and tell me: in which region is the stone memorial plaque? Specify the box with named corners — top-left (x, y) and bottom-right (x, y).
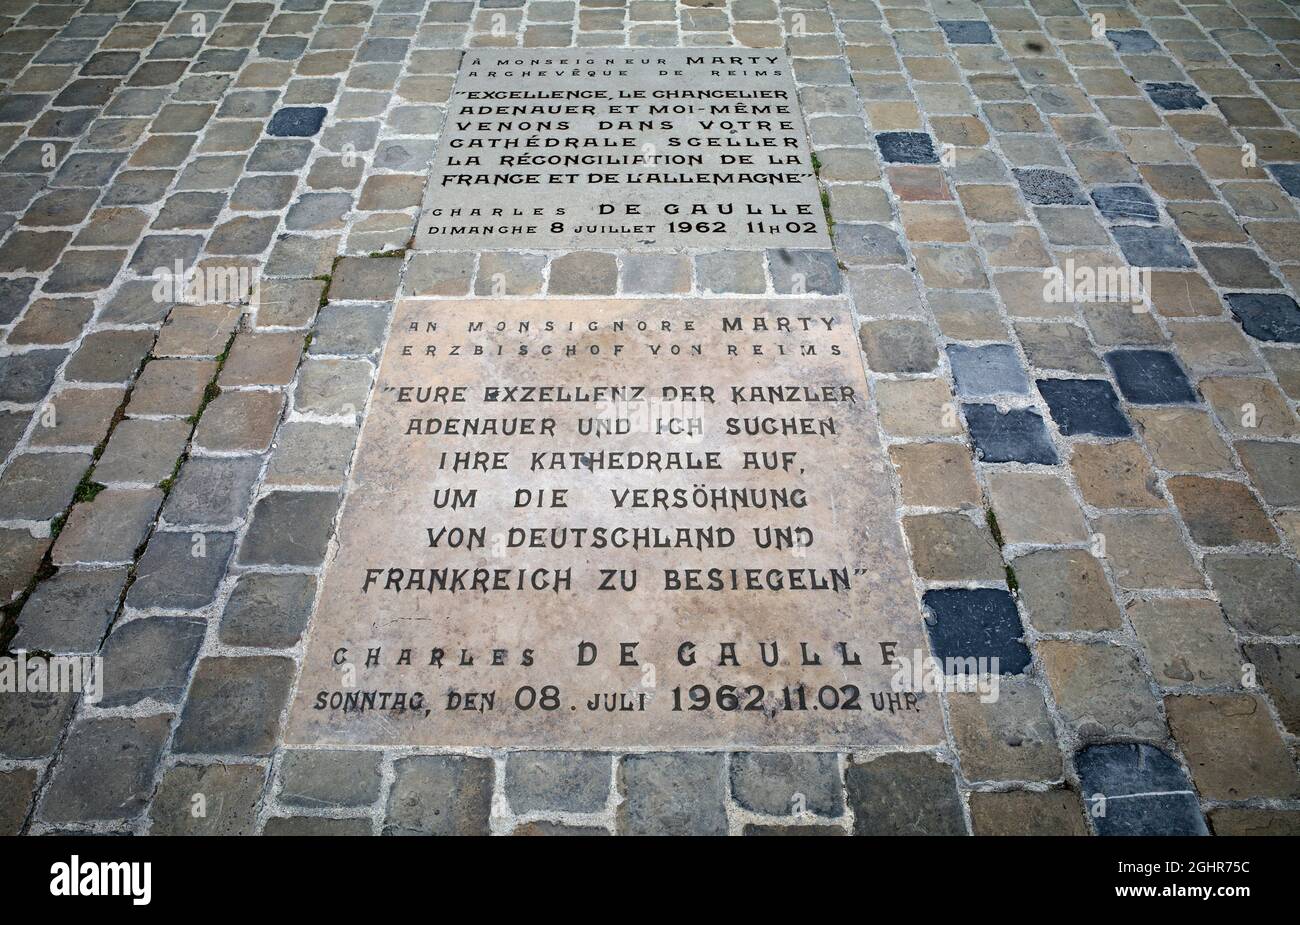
top-left (286, 299), bottom-right (943, 749)
top-left (415, 50), bottom-right (830, 250)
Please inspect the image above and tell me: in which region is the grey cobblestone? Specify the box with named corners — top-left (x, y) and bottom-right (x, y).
top-left (504, 751), bottom-right (610, 814)
top-left (278, 749), bottom-right (384, 808)
top-left (173, 656), bottom-right (296, 756)
top-left (219, 572), bottom-right (316, 648)
top-left (38, 714), bottom-right (172, 824)
top-left (149, 763), bottom-right (267, 836)
top-left (11, 566), bottom-right (127, 653)
top-left (729, 752), bottom-right (843, 817)
top-left (384, 754), bottom-right (492, 836)
top-left (99, 615), bottom-right (206, 707)
top-left (619, 753), bottom-right (727, 836)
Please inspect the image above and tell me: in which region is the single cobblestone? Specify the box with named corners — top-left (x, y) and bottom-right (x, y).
top-left (845, 753), bottom-right (965, 836)
top-left (279, 749), bottom-right (384, 809)
top-left (173, 656), bottom-right (296, 756)
top-left (11, 566), bottom-right (128, 653)
top-left (729, 752), bottom-right (843, 817)
top-left (384, 755), bottom-right (493, 836)
top-left (619, 753), bottom-right (727, 836)
top-left (505, 751), bottom-right (611, 814)
top-left (39, 714), bottom-right (172, 824)
top-left (149, 763), bottom-right (266, 836)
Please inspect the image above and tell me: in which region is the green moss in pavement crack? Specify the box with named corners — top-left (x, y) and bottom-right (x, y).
top-left (72, 478), bottom-right (106, 505)
top-left (985, 509), bottom-right (1004, 547)
top-left (312, 274), bottom-right (332, 307)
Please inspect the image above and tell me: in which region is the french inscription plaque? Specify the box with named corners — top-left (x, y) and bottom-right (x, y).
top-left (415, 49), bottom-right (830, 250)
top-left (286, 299), bottom-right (943, 749)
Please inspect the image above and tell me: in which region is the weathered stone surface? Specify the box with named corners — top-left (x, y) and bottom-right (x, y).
top-left (730, 752), bottom-right (843, 816)
top-left (1236, 441), bottom-right (1300, 506)
top-left (963, 404), bottom-right (1058, 464)
top-left (219, 331), bottom-right (305, 387)
top-left (1209, 808), bottom-right (1300, 836)
top-left (505, 751), bottom-right (611, 814)
top-left (0, 451), bottom-right (90, 520)
top-left (219, 572), bottom-right (317, 648)
top-left (12, 567), bottom-right (127, 653)
top-left (889, 443), bottom-right (979, 509)
top-left (858, 320), bottom-right (939, 374)
top-left (845, 753), bottom-right (965, 836)
top-left (548, 251), bottom-right (618, 295)
top-left (39, 715), bottom-right (173, 823)
top-left (126, 531), bottom-right (235, 610)
top-left (1038, 378), bottom-right (1133, 437)
top-left (619, 753), bottom-right (727, 836)
top-left (64, 329), bottom-right (155, 383)
top-left (968, 790), bottom-right (1087, 836)
top-left (193, 390), bottom-right (285, 454)
top-left (52, 488), bottom-right (161, 566)
top-left (948, 680), bottom-right (1061, 782)
top-left (0, 768), bottom-right (37, 835)
top-left (986, 471), bottom-right (1088, 546)
top-left (1092, 513), bottom-right (1203, 590)
top-left (948, 344), bottom-right (1030, 398)
top-left (173, 656), bottom-right (296, 756)
top-left (742, 823), bottom-right (844, 836)
top-left (1038, 641), bottom-right (1165, 742)
top-left (293, 358), bottom-right (371, 417)
top-left (93, 418), bottom-right (191, 485)
top-left (0, 690), bottom-right (77, 760)
top-left (1165, 694), bottom-right (1300, 800)
top-left (149, 763), bottom-right (267, 836)
top-left (923, 588), bottom-right (1032, 675)
top-left (99, 616), bottom-right (206, 707)
top-left (417, 49), bottom-right (827, 249)
top-left (513, 821), bottom-right (610, 836)
top-left (239, 491), bottom-right (339, 567)
top-left (329, 256), bottom-right (402, 301)
top-left (1130, 599), bottom-right (1241, 688)
top-left (384, 755), bottom-right (493, 836)
top-left (29, 388), bottom-right (123, 449)
top-left (265, 423), bottom-right (357, 488)
top-left (1105, 349), bottom-right (1197, 404)
top-left (1075, 743), bottom-right (1207, 836)
top-left (1069, 442), bottom-right (1163, 509)
top-left (1013, 549), bottom-right (1121, 633)
top-left (618, 253), bottom-right (691, 292)
top-left (154, 305), bottom-right (240, 358)
top-left (1242, 643), bottom-right (1299, 735)
top-left (1204, 554), bottom-right (1300, 636)
top-left (279, 749), bottom-right (384, 808)
top-left (904, 512), bottom-right (1004, 581)
top-left (1166, 476), bottom-right (1277, 546)
top-left (287, 300), bottom-right (938, 750)
top-left (310, 303), bottom-right (389, 357)
top-left (162, 456), bottom-right (262, 527)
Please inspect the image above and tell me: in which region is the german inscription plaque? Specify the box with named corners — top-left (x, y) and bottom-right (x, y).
top-left (286, 300), bottom-right (942, 749)
top-left (416, 50), bottom-right (830, 250)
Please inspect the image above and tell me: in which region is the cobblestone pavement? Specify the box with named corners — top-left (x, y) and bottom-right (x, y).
top-left (1, 0), bottom-right (1299, 836)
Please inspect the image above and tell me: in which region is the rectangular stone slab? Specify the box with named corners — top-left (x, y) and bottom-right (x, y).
top-left (415, 49), bottom-right (830, 250)
top-left (286, 299), bottom-right (942, 749)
